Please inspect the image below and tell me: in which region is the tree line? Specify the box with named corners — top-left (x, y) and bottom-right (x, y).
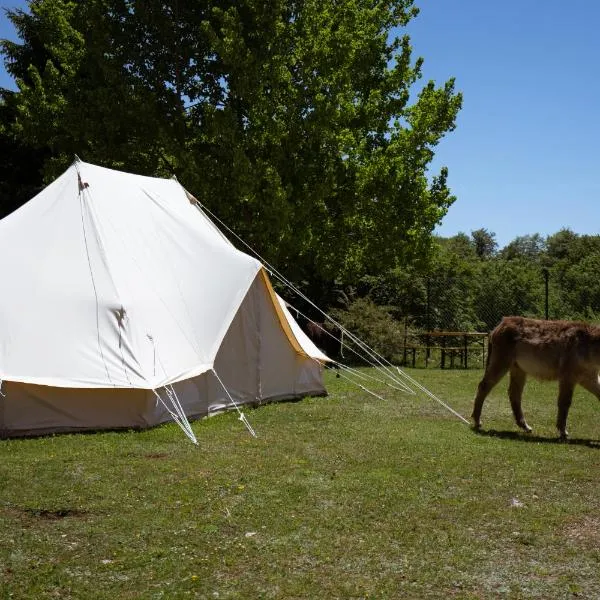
top-left (435, 228), bottom-right (600, 328)
top-left (313, 228), bottom-right (600, 363)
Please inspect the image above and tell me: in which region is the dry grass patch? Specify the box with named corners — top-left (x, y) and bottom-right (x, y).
top-left (564, 515), bottom-right (600, 548)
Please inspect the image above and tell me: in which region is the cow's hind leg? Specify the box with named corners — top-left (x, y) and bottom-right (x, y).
top-left (508, 365), bottom-right (531, 433)
top-left (472, 353), bottom-right (511, 430)
top-left (556, 379), bottom-right (575, 439)
top-left (577, 374), bottom-right (600, 439)
top-left (578, 373), bottom-right (600, 401)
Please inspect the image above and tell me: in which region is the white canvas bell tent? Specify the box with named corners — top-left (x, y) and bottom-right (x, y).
top-left (0, 159), bottom-right (330, 439)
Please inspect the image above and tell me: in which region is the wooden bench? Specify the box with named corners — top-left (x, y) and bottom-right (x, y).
top-left (402, 331), bottom-right (488, 369)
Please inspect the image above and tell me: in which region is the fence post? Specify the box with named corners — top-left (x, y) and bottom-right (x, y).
top-left (425, 277), bottom-right (431, 366)
top-left (482, 335), bottom-right (486, 368)
top-left (542, 268), bottom-right (549, 320)
top-left (403, 317), bottom-right (408, 366)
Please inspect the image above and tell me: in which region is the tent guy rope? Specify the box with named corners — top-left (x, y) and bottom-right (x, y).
top-left (333, 361), bottom-right (414, 394)
top-left (151, 388), bottom-right (198, 444)
top-left (285, 302), bottom-right (414, 395)
top-left (333, 367), bottom-right (386, 401)
top-left (396, 367), bottom-right (470, 425)
top-left (211, 369), bottom-right (257, 437)
top-left (189, 197), bottom-right (410, 386)
top-left (188, 195), bottom-right (470, 426)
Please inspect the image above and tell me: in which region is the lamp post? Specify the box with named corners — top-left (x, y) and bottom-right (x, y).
top-left (542, 268), bottom-right (549, 320)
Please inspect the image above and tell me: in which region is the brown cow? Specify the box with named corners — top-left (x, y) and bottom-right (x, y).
top-left (472, 316), bottom-right (600, 438)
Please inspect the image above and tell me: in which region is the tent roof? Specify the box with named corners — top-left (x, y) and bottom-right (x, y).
top-left (0, 160), bottom-right (267, 389)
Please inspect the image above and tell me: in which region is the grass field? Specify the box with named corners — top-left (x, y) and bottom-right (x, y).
top-left (1, 367), bottom-right (600, 599)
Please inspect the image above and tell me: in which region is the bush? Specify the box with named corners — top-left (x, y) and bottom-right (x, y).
top-left (329, 298), bottom-right (409, 364)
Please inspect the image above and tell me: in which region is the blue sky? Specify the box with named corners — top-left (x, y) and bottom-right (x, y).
top-left (0, 0), bottom-right (23, 89)
top-left (406, 1), bottom-right (600, 247)
top-left (1, 1), bottom-right (599, 249)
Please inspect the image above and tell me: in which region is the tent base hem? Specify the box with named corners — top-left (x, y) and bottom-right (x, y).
top-left (0, 382), bottom-right (327, 440)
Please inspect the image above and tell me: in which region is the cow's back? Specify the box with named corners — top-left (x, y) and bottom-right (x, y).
top-left (491, 316), bottom-right (595, 380)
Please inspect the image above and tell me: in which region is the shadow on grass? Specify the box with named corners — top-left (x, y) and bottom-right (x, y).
top-left (474, 428), bottom-right (600, 449)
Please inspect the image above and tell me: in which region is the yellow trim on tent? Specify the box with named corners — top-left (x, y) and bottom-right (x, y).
top-left (259, 268), bottom-right (309, 358)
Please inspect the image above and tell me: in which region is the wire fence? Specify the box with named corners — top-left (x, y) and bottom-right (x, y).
top-left (319, 271), bottom-right (556, 370)
top-left (411, 274), bottom-right (548, 332)
top-left (391, 272), bottom-right (552, 370)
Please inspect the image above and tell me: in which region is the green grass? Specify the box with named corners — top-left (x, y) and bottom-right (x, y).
top-left (2, 368), bottom-right (600, 599)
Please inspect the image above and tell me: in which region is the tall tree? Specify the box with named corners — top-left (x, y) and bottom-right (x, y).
top-left (1, 0), bottom-right (462, 285)
top-left (500, 233), bottom-right (546, 262)
top-left (0, 94), bottom-right (46, 218)
top-left (470, 228), bottom-right (497, 259)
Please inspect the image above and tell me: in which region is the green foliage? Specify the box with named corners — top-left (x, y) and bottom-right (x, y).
top-left (347, 227), bottom-right (600, 338)
top-left (545, 228), bottom-right (582, 262)
top-left (1, 0), bottom-right (462, 285)
top-left (424, 230), bottom-right (600, 330)
top-left (0, 96), bottom-right (47, 217)
top-left (425, 236), bottom-right (480, 330)
top-left (473, 258), bottom-right (543, 329)
top-left (500, 233), bottom-right (546, 262)
top-left (545, 230), bottom-right (600, 320)
top-left (329, 297), bottom-right (407, 362)
top-left (356, 267), bottom-right (427, 320)
top-left (470, 227), bottom-right (497, 259)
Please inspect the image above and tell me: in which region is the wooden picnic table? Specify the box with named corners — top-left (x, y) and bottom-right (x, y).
top-left (403, 331), bottom-right (489, 369)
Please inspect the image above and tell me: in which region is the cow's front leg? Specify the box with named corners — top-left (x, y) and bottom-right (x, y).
top-left (556, 379), bottom-right (575, 439)
top-left (472, 350), bottom-right (510, 430)
top-left (509, 366), bottom-right (531, 432)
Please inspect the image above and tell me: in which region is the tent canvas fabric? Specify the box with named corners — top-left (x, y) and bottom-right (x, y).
top-left (0, 160), bottom-right (329, 437)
